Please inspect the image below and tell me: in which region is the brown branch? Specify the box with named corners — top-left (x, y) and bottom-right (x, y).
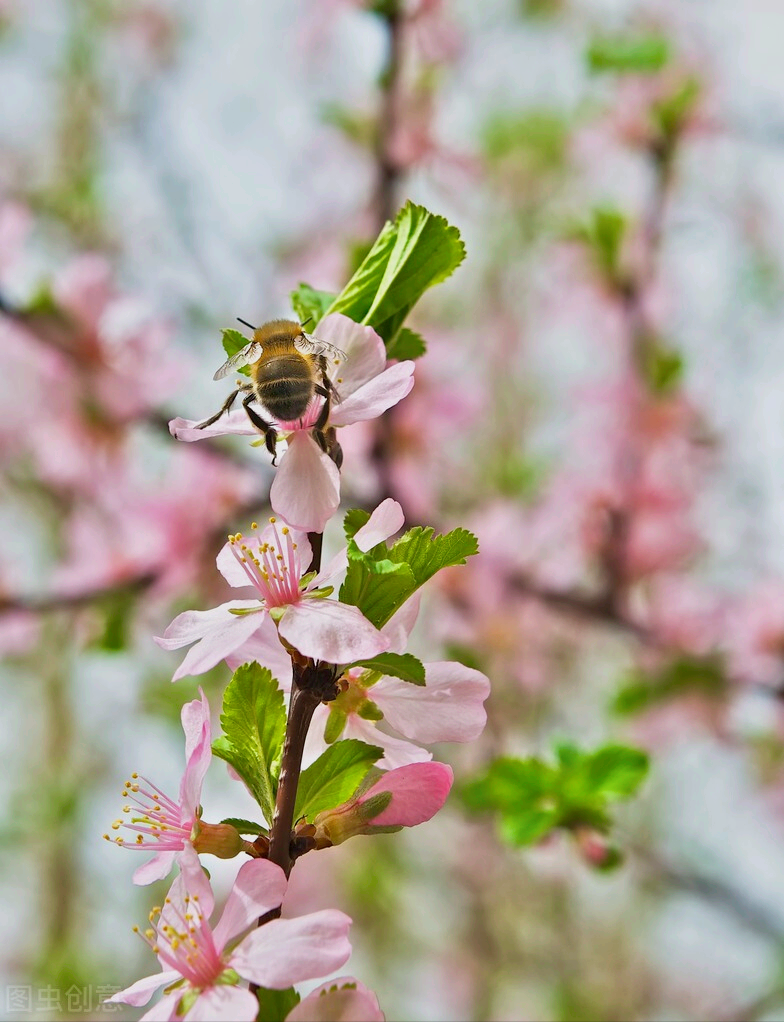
top-left (0, 570), bottom-right (159, 616)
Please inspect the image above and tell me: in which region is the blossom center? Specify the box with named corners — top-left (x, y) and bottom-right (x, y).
top-left (229, 518), bottom-right (303, 609)
top-left (104, 773), bottom-right (193, 852)
top-left (135, 894), bottom-right (225, 990)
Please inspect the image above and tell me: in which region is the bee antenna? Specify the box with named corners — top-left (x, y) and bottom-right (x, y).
top-left (300, 317), bottom-right (313, 329)
top-left (237, 317), bottom-right (256, 330)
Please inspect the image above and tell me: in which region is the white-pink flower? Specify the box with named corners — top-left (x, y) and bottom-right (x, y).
top-left (109, 846), bottom-right (352, 1022)
top-left (155, 503), bottom-right (405, 680)
top-left (169, 314), bottom-right (416, 531)
top-left (105, 689), bottom-right (213, 885)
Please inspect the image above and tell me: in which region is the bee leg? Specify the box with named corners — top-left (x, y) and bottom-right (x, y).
top-left (242, 392), bottom-right (279, 464)
top-left (196, 386), bottom-right (248, 429)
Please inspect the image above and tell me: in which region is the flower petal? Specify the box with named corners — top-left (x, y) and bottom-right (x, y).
top-left (381, 592), bottom-right (421, 654)
top-left (329, 361), bottom-right (414, 427)
top-left (108, 971), bottom-right (179, 1007)
top-left (364, 762), bottom-right (453, 828)
top-left (271, 432), bottom-right (340, 533)
top-left (225, 613), bottom-right (294, 691)
top-left (212, 859), bottom-right (288, 953)
top-left (317, 314), bottom-right (385, 398)
top-left (179, 689), bottom-right (212, 815)
top-left (286, 978), bottom-right (385, 1022)
top-left (372, 661), bottom-right (490, 744)
top-left (155, 602), bottom-right (265, 682)
top-left (132, 850), bottom-right (178, 887)
top-left (229, 910), bottom-right (352, 989)
top-left (169, 410), bottom-right (257, 441)
top-left (139, 992), bottom-right (182, 1021)
top-left (315, 498), bottom-right (404, 586)
top-left (181, 985), bottom-right (258, 1022)
top-left (216, 542), bottom-right (257, 589)
top-left (343, 714), bottom-right (431, 769)
top-left (175, 843), bottom-right (215, 919)
top-left (279, 600), bottom-right (389, 663)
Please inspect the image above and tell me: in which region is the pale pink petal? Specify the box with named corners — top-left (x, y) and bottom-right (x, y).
top-left (279, 599), bottom-right (388, 663)
top-left (302, 703), bottom-right (331, 767)
top-left (271, 432), bottom-right (340, 533)
top-left (329, 361), bottom-right (415, 427)
top-left (212, 859), bottom-right (288, 952)
top-left (225, 613), bottom-right (294, 691)
top-left (380, 592), bottom-right (421, 654)
top-left (287, 979), bottom-right (385, 1022)
top-left (372, 661), bottom-right (490, 744)
top-left (315, 499), bottom-right (405, 586)
top-left (317, 314), bottom-right (385, 397)
top-left (169, 410), bottom-right (257, 441)
top-left (176, 844), bottom-right (215, 918)
top-left (183, 985), bottom-right (258, 1022)
top-left (216, 541), bottom-right (257, 589)
top-left (139, 992), bottom-right (181, 1021)
top-left (155, 602), bottom-right (265, 682)
top-left (179, 689), bottom-right (212, 815)
top-left (342, 715), bottom-right (431, 769)
top-left (229, 910), bottom-right (352, 988)
top-left (108, 971), bottom-right (179, 1007)
top-left (365, 762), bottom-right (453, 827)
top-left (354, 498), bottom-right (405, 551)
top-left (132, 850), bottom-right (178, 886)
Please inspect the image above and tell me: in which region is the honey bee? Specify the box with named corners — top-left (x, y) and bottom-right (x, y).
top-left (197, 318), bottom-right (345, 464)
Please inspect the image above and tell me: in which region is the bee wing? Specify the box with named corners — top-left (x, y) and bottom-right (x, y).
top-left (213, 341), bottom-right (264, 381)
top-left (294, 333), bottom-right (347, 364)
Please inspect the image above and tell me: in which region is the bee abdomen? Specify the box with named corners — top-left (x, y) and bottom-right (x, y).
top-left (259, 378), bottom-right (313, 421)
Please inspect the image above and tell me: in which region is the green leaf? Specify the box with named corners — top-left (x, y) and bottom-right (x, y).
top-left (221, 327), bottom-right (251, 377)
top-left (326, 201), bottom-right (465, 346)
top-left (582, 745), bottom-right (649, 798)
top-left (641, 341), bottom-right (683, 394)
top-left (461, 743), bottom-right (650, 852)
top-left (351, 652), bottom-right (426, 686)
top-left (290, 283), bottom-right (337, 329)
top-left (294, 739), bottom-right (382, 822)
top-left (339, 526), bottom-right (478, 630)
top-left (255, 986), bottom-right (300, 1022)
top-left (211, 663), bottom-right (286, 825)
top-left (651, 77), bottom-right (700, 143)
top-left (219, 817), bottom-right (268, 836)
top-left (385, 326), bottom-right (427, 361)
top-left (612, 654), bottom-right (726, 716)
top-left (587, 32), bottom-right (670, 75)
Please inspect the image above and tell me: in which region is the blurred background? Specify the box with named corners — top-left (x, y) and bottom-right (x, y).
top-left (3, 1), bottom-right (784, 1019)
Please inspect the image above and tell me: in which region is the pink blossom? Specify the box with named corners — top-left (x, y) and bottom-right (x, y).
top-left (169, 314), bottom-right (415, 531)
top-left (726, 582), bottom-right (784, 688)
top-left (310, 593), bottom-right (490, 768)
top-left (312, 761), bottom-right (453, 846)
top-left (287, 978), bottom-right (385, 1022)
top-left (109, 846), bottom-right (352, 1022)
top-left (105, 690), bottom-right (215, 885)
top-left (156, 503), bottom-right (404, 680)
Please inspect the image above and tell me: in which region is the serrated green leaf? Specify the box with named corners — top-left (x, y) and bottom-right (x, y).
top-left (587, 32), bottom-right (670, 74)
top-left (255, 986), bottom-right (300, 1022)
top-left (340, 526), bottom-right (478, 630)
top-left (386, 326), bottom-right (427, 361)
top-left (290, 283), bottom-right (337, 329)
top-left (387, 526), bottom-right (479, 588)
top-left (351, 652), bottom-right (426, 686)
top-left (294, 739), bottom-right (382, 822)
top-left (211, 663), bottom-right (286, 825)
top-left (221, 327), bottom-right (251, 377)
top-left (326, 201), bottom-right (465, 346)
top-left (220, 817), bottom-right (268, 836)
